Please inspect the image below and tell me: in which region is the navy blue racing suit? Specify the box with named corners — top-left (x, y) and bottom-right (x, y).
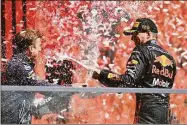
top-left (93, 40), bottom-right (176, 124)
top-left (1, 53), bottom-right (71, 124)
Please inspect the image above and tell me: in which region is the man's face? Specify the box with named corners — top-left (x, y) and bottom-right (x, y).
top-left (131, 32), bottom-right (147, 45)
top-left (30, 38), bottom-right (42, 58)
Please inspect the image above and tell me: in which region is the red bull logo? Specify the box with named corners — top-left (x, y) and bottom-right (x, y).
top-left (152, 65), bottom-right (173, 78)
top-left (152, 55), bottom-right (174, 78)
top-left (154, 55), bottom-right (173, 67)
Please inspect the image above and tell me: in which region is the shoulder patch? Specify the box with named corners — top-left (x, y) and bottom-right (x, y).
top-left (128, 59), bottom-right (139, 65)
top-left (131, 59), bottom-right (139, 64)
top-left (27, 70), bottom-right (37, 80)
top-left (133, 22), bottom-right (140, 28)
top-left (107, 73), bottom-right (121, 81)
top-left (24, 64), bottom-right (32, 71)
top-left (108, 73), bottom-right (117, 79)
top-left (154, 55), bottom-right (173, 67)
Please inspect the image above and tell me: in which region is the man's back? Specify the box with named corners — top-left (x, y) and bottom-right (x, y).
top-left (135, 40), bottom-right (176, 123)
top-left (2, 53), bottom-right (36, 124)
top-left (5, 53), bottom-right (36, 86)
top-left (92, 18), bottom-right (177, 124)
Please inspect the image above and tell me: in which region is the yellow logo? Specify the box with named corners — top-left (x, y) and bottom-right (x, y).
top-left (154, 55), bottom-right (173, 67)
top-left (128, 59), bottom-right (139, 65)
top-left (107, 73), bottom-right (117, 79)
top-left (131, 59), bottom-right (138, 64)
top-left (133, 22), bottom-right (140, 28)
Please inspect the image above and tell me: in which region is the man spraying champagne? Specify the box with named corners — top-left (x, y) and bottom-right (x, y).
top-left (91, 18), bottom-right (177, 124)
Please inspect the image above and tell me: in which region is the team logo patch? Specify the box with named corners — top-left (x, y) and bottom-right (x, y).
top-left (27, 70), bottom-right (37, 80)
top-left (133, 22), bottom-right (140, 28)
top-left (107, 73), bottom-right (121, 81)
top-left (152, 65), bottom-right (173, 78)
top-left (107, 73), bottom-right (117, 79)
top-left (131, 59), bottom-right (138, 64)
top-left (24, 64), bottom-right (31, 71)
top-left (154, 55), bottom-right (173, 67)
top-left (152, 78), bottom-right (170, 88)
top-left (128, 59), bottom-right (139, 65)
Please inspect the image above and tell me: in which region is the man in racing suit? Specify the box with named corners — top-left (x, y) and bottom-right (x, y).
top-left (1, 29), bottom-right (71, 124)
top-left (92, 18), bottom-right (176, 124)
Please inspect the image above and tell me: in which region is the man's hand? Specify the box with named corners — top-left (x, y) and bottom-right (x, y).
top-left (87, 67), bottom-right (101, 80)
top-left (92, 71), bottom-right (100, 80)
top-left (72, 83), bottom-right (88, 87)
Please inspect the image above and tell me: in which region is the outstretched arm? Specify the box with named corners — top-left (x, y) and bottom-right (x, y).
top-left (92, 46), bottom-right (148, 88)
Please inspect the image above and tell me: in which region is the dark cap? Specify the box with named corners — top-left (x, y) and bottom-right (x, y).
top-left (123, 18), bottom-right (158, 35)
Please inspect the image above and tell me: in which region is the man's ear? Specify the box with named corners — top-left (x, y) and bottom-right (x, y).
top-left (29, 46), bottom-right (34, 52)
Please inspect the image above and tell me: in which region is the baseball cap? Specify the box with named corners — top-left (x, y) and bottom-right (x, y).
top-left (123, 18), bottom-right (158, 35)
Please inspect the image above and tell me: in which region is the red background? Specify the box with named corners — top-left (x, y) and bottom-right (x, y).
top-left (2, 1), bottom-right (187, 124)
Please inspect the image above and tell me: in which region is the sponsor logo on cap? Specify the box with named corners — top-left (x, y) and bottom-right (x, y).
top-left (142, 25), bottom-right (150, 30)
top-left (125, 29), bottom-right (136, 33)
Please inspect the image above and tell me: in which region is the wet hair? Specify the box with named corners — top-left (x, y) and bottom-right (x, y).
top-left (13, 29), bottom-right (42, 53)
